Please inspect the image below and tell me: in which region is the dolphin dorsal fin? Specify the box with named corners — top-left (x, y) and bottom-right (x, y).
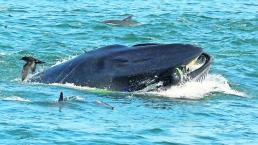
top-left (58, 92), bottom-right (64, 102)
top-left (123, 15), bottom-right (133, 21)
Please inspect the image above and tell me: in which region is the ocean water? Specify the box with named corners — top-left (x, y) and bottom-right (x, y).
top-left (0, 0), bottom-right (257, 144)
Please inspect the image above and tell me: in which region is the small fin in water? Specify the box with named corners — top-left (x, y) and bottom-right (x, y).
top-left (58, 92), bottom-right (64, 112)
top-left (123, 15), bottom-right (133, 22)
top-left (58, 92), bottom-right (64, 102)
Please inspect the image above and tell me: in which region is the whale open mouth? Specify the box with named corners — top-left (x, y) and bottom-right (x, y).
top-left (176, 53), bottom-right (212, 82)
top-left (185, 53), bottom-right (212, 81)
top-left (127, 53), bottom-right (212, 92)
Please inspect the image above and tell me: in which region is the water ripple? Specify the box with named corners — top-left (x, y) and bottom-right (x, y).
top-left (0, 0), bottom-right (257, 144)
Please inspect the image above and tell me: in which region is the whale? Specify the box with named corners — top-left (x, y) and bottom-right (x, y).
top-left (30, 43), bottom-right (212, 92)
top-left (103, 15), bottom-right (137, 26)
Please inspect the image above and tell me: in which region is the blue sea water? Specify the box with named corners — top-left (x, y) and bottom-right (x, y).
top-left (0, 0), bottom-right (257, 144)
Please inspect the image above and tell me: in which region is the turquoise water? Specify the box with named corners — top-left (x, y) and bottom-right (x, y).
top-left (0, 0), bottom-right (258, 144)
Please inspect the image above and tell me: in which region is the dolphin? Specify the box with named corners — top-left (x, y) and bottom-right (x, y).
top-left (20, 56), bottom-right (45, 81)
top-left (103, 15), bottom-right (137, 26)
top-left (95, 100), bottom-right (114, 110)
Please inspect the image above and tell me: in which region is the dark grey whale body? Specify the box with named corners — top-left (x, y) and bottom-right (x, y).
top-left (31, 43), bottom-right (212, 92)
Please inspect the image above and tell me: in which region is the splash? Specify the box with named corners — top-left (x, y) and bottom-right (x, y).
top-left (0, 52), bottom-right (8, 63)
top-left (52, 55), bottom-right (78, 67)
top-left (27, 55), bottom-right (79, 79)
top-left (72, 96), bottom-right (86, 101)
top-left (145, 74), bottom-right (246, 99)
top-left (0, 96), bottom-right (31, 102)
top-left (0, 52), bottom-right (6, 56)
top-left (49, 83), bottom-right (117, 95)
top-left (56, 95), bottom-right (86, 102)
top-left (43, 74), bottom-right (246, 100)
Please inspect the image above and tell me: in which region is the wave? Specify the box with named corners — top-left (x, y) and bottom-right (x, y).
top-left (0, 6), bottom-right (8, 12)
top-left (0, 96), bottom-right (31, 102)
top-left (143, 74), bottom-right (246, 99)
top-left (0, 52), bottom-right (6, 56)
top-left (48, 83), bottom-right (116, 95)
top-left (58, 96), bottom-right (86, 102)
top-left (42, 74), bottom-right (246, 100)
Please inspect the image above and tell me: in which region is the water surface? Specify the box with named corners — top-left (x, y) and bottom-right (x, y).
top-left (0, 0), bottom-right (257, 144)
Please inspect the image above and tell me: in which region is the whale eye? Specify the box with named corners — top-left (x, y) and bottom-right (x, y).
top-left (112, 58), bottom-right (129, 63)
top-left (112, 58), bottom-right (129, 67)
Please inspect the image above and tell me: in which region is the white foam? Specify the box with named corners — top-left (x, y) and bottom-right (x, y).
top-left (50, 82), bottom-right (98, 91)
top-left (44, 74), bottom-right (246, 100)
top-left (0, 52), bottom-right (6, 56)
top-left (28, 55), bottom-right (79, 80)
top-left (68, 96), bottom-right (86, 101)
top-left (1, 96), bottom-right (31, 102)
top-left (55, 95), bottom-right (85, 102)
top-left (0, 6), bottom-right (8, 12)
top-left (144, 74), bottom-right (247, 99)
top-left (74, 96), bottom-right (86, 101)
top-left (52, 55), bottom-right (78, 67)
